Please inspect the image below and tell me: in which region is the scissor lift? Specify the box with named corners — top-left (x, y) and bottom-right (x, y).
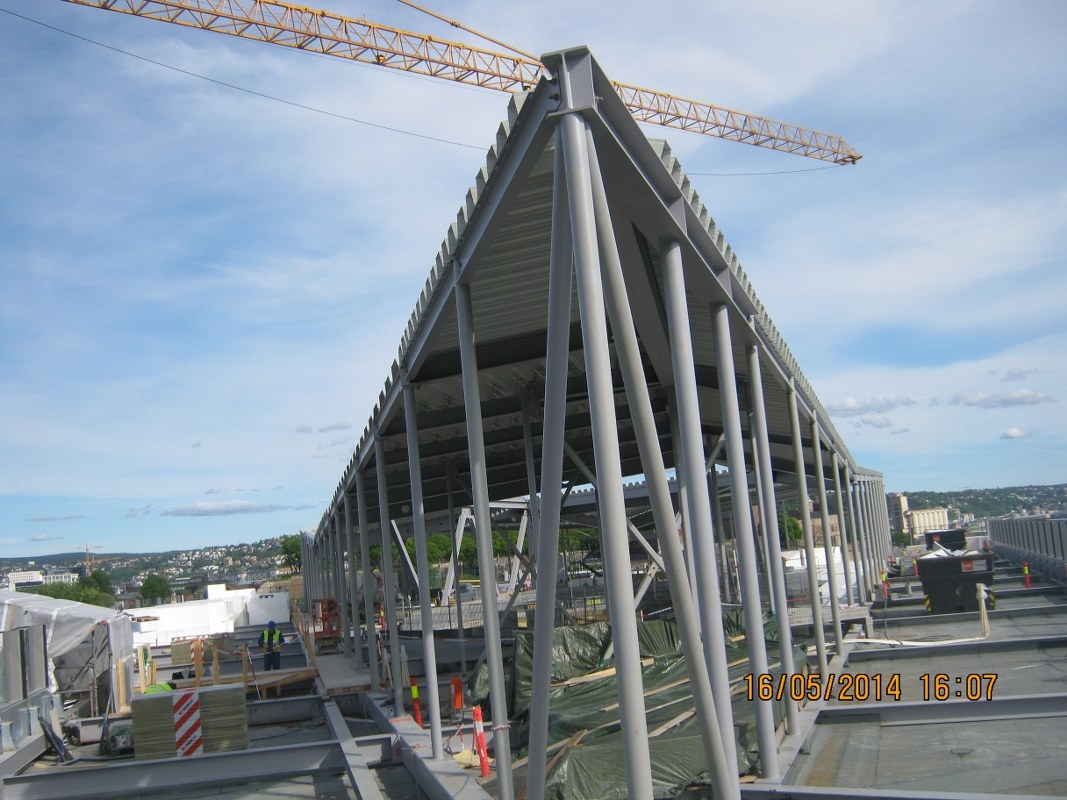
top-left (312, 598), bottom-right (342, 655)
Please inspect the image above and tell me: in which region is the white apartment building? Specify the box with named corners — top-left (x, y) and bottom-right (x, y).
top-left (4, 570), bottom-right (79, 590)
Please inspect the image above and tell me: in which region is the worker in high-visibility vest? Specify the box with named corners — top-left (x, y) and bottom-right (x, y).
top-left (259, 620), bottom-right (285, 671)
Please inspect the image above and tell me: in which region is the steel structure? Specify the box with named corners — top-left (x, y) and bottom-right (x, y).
top-left (295, 46), bottom-right (891, 800)
top-left (46, 2), bottom-right (890, 795)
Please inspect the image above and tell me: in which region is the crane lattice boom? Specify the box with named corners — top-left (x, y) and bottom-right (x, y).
top-left (61, 0), bottom-right (860, 164)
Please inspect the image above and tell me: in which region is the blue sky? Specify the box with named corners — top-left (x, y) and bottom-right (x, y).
top-left (2, 1), bottom-right (1064, 559)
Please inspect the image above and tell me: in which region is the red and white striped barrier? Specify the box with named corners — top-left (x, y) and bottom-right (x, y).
top-left (471, 705), bottom-right (490, 778)
top-left (172, 689), bottom-right (203, 758)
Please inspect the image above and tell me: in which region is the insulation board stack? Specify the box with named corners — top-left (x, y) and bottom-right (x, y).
top-left (132, 682), bottom-right (248, 759)
top-left (171, 634), bottom-right (237, 665)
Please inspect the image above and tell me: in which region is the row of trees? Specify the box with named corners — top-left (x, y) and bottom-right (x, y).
top-left (22, 570), bottom-right (172, 609)
top-left (282, 525), bottom-right (601, 575)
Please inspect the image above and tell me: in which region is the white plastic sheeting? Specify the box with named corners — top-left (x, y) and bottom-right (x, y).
top-left (126, 588), bottom-right (289, 646)
top-left (0, 590), bottom-right (134, 714)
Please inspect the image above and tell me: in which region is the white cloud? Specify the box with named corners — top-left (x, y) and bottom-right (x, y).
top-left (857, 414), bottom-right (894, 430)
top-left (162, 501), bottom-right (288, 517)
top-left (317, 422), bottom-right (352, 433)
top-left (828, 396), bottom-right (915, 418)
top-left (1002, 369), bottom-right (1038, 382)
top-left (1001, 427), bottom-right (1029, 440)
top-left (948, 390), bottom-right (1055, 409)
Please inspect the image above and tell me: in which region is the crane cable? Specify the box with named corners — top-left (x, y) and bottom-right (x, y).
top-left (392, 0), bottom-right (539, 63)
top-left (0, 5), bottom-right (486, 150)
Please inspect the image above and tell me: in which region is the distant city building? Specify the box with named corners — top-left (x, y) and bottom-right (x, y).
top-left (887, 493), bottom-right (909, 534)
top-left (4, 569), bottom-right (79, 590)
top-left (810, 512), bottom-right (840, 546)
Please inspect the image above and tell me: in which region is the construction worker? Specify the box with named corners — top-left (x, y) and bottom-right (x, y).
top-left (259, 620), bottom-right (284, 671)
top-left (144, 681), bottom-right (177, 693)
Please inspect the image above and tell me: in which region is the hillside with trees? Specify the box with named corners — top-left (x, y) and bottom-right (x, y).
top-left (902, 484), bottom-right (1067, 519)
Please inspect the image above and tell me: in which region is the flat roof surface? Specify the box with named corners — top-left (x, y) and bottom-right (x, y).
top-left (783, 575), bottom-right (1067, 799)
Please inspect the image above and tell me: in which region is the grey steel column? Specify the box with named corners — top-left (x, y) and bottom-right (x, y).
top-left (875, 481), bottom-right (887, 567)
top-left (342, 493), bottom-right (363, 667)
top-left (746, 344), bottom-right (800, 735)
top-left (322, 536), bottom-right (330, 606)
top-left (861, 480), bottom-right (880, 579)
top-left (711, 303), bottom-right (777, 778)
top-left (844, 468), bottom-right (869, 602)
top-left (333, 514), bottom-right (352, 656)
top-left (747, 433), bottom-right (774, 613)
top-left (320, 537), bottom-right (328, 607)
top-left (787, 381), bottom-right (828, 678)
top-left (810, 418), bottom-right (843, 651)
top-left (320, 537), bottom-right (328, 608)
top-left (859, 481), bottom-right (875, 574)
top-left (309, 538), bottom-right (319, 605)
top-left (871, 482), bottom-right (882, 570)
top-left (831, 453), bottom-right (854, 606)
top-left (526, 135), bottom-right (573, 800)
top-left (520, 388), bottom-right (541, 564)
top-left (862, 480), bottom-right (882, 586)
top-left (444, 468), bottom-right (467, 680)
top-left (587, 138), bottom-right (738, 797)
top-left (324, 528), bottom-right (334, 611)
top-left (327, 527), bottom-right (335, 627)
top-left (374, 438), bottom-right (405, 713)
top-left (876, 478), bottom-right (890, 563)
top-left (667, 401), bottom-right (698, 598)
top-left (404, 384), bottom-right (444, 759)
top-left (305, 537), bottom-right (314, 603)
top-left (850, 475), bottom-right (874, 602)
top-left (558, 106), bottom-right (653, 799)
top-left (356, 469), bottom-right (380, 686)
top-left (709, 462), bottom-right (734, 603)
top-left (662, 243), bottom-right (738, 772)
top-left (455, 281), bottom-right (515, 800)
top-left (299, 535), bottom-right (306, 593)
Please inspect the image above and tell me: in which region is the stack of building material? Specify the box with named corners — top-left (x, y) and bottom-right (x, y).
top-left (171, 633), bottom-right (237, 665)
top-left (132, 683), bottom-right (248, 759)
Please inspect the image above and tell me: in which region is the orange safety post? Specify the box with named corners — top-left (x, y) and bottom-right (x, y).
top-left (450, 677), bottom-right (464, 713)
top-left (1024, 561), bottom-right (1031, 589)
top-left (410, 677), bottom-right (423, 728)
top-left (471, 705), bottom-right (491, 778)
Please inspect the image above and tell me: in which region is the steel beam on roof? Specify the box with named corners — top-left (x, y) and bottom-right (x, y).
top-left (0, 741), bottom-right (347, 800)
top-left (818, 692), bottom-right (1067, 726)
top-left (321, 696), bottom-right (386, 800)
